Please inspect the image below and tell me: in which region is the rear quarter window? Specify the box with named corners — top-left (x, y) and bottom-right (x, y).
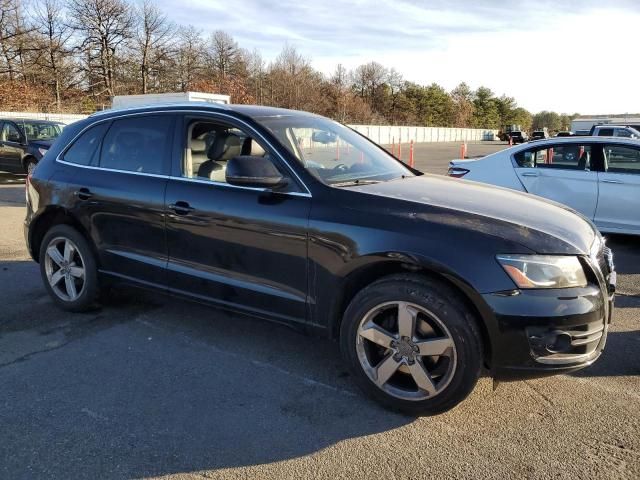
top-left (62, 122), bottom-right (110, 166)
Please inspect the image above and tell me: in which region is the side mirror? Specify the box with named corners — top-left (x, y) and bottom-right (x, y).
top-left (312, 130), bottom-right (337, 144)
top-left (226, 155), bottom-right (288, 189)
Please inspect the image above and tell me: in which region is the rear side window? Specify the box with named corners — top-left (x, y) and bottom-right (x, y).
top-left (604, 144), bottom-right (640, 174)
top-left (62, 122), bottom-right (110, 166)
top-left (100, 115), bottom-right (173, 174)
top-left (598, 128), bottom-right (614, 136)
top-left (514, 144), bottom-right (591, 170)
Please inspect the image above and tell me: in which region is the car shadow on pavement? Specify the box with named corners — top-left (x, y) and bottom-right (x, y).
top-left (0, 260), bottom-right (414, 478)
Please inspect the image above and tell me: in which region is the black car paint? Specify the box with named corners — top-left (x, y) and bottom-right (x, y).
top-left (25, 104), bottom-right (613, 380)
top-left (0, 119), bottom-right (58, 173)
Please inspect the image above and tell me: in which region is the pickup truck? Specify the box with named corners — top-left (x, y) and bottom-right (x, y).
top-left (589, 125), bottom-right (640, 138)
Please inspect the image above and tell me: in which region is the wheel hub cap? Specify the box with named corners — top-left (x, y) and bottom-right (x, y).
top-left (393, 337), bottom-right (419, 363)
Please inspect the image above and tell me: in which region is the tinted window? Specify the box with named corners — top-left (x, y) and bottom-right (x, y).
top-left (62, 122), bottom-right (109, 166)
top-left (604, 145), bottom-right (640, 174)
top-left (515, 144), bottom-right (591, 170)
top-left (100, 115), bottom-right (172, 174)
top-left (598, 128), bottom-right (614, 136)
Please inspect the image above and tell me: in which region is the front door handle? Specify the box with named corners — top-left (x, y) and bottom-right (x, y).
top-left (169, 201), bottom-right (195, 215)
top-left (521, 172), bottom-right (539, 177)
top-left (74, 188), bottom-right (93, 200)
top-left (601, 179), bottom-right (622, 184)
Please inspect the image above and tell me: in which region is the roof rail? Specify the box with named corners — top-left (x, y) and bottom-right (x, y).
top-left (89, 101), bottom-right (231, 118)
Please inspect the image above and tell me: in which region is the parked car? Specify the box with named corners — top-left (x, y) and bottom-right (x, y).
top-left (0, 119), bottom-right (65, 174)
top-left (25, 104), bottom-right (615, 415)
top-left (590, 124), bottom-right (640, 139)
top-left (555, 131), bottom-right (574, 137)
top-left (530, 129), bottom-right (549, 141)
top-left (448, 136), bottom-right (640, 235)
top-left (574, 130), bottom-right (590, 136)
top-left (508, 130), bottom-right (528, 143)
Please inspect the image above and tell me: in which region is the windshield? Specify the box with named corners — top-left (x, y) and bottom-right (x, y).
top-left (254, 114), bottom-right (414, 186)
top-left (20, 121), bottom-right (64, 141)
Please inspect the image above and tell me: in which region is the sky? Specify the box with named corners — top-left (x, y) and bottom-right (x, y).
top-left (158, 0), bottom-right (640, 114)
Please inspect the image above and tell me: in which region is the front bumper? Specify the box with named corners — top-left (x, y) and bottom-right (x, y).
top-left (485, 252), bottom-right (615, 380)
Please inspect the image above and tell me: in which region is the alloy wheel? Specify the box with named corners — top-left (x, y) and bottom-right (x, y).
top-left (44, 237), bottom-right (86, 301)
top-left (355, 301), bottom-right (457, 401)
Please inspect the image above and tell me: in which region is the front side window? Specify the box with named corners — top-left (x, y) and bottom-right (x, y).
top-left (254, 114), bottom-right (413, 186)
top-left (100, 115), bottom-right (172, 174)
top-left (603, 144), bottom-right (640, 174)
top-left (514, 144), bottom-right (591, 170)
top-left (182, 119), bottom-right (281, 185)
top-left (1, 123), bottom-right (21, 143)
top-left (62, 122), bottom-right (110, 166)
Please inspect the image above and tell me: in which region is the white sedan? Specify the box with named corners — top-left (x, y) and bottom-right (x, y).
top-left (448, 137), bottom-right (640, 235)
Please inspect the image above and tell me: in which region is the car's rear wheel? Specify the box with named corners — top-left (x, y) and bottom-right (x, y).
top-left (25, 157), bottom-right (37, 175)
top-left (39, 225), bottom-right (100, 312)
top-left (340, 274), bottom-right (483, 415)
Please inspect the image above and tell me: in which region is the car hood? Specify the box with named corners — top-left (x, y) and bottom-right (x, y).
top-left (351, 174), bottom-right (597, 255)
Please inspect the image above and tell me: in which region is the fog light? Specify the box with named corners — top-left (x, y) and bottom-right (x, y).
top-left (544, 331), bottom-right (572, 354)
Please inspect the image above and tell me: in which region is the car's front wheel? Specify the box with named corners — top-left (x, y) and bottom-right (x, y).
top-left (340, 274), bottom-right (483, 415)
top-left (39, 224), bottom-right (100, 312)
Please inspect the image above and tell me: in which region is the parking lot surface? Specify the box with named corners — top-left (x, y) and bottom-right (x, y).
top-left (1, 143), bottom-right (639, 479)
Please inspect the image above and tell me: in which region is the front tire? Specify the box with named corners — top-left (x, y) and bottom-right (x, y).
top-left (340, 274), bottom-right (483, 415)
top-left (24, 157), bottom-right (37, 175)
top-left (39, 224), bottom-right (100, 312)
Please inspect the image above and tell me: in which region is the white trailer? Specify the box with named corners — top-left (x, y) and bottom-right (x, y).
top-left (111, 92), bottom-right (231, 109)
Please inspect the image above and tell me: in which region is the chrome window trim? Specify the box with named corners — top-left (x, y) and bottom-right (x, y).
top-left (56, 109), bottom-right (312, 196)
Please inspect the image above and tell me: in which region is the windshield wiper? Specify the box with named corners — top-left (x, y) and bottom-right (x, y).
top-left (331, 179), bottom-right (382, 187)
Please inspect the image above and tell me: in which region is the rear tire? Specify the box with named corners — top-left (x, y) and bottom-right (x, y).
top-left (340, 274), bottom-right (483, 415)
top-left (25, 157), bottom-right (37, 175)
top-left (39, 224), bottom-right (100, 312)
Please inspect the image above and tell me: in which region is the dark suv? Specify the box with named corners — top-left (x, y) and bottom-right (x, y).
top-left (25, 103), bottom-right (615, 415)
top-left (0, 118), bottom-right (65, 174)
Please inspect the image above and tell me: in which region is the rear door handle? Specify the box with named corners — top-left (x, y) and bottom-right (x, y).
top-left (601, 179), bottom-right (622, 184)
top-left (74, 188), bottom-right (93, 200)
top-left (169, 201), bottom-right (195, 215)
top-left (521, 172), bottom-right (539, 177)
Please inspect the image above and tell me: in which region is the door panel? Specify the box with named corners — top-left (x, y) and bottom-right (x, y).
top-left (0, 122), bottom-right (24, 171)
top-left (594, 144), bottom-right (640, 233)
top-left (65, 168), bottom-right (169, 285)
top-left (165, 180), bottom-right (310, 322)
top-left (57, 114), bottom-right (175, 287)
top-left (515, 143), bottom-right (598, 219)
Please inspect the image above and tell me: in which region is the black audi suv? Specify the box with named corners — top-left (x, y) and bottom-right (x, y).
top-left (24, 103), bottom-right (615, 414)
top-left (0, 118), bottom-right (65, 174)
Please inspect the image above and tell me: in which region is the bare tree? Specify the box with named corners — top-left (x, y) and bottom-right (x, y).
top-left (0, 0), bottom-right (35, 80)
top-left (32, 0), bottom-right (74, 109)
top-left (68, 0), bottom-right (133, 98)
top-left (135, 0), bottom-right (174, 93)
top-left (175, 25), bottom-right (204, 92)
top-left (207, 30), bottom-right (240, 80)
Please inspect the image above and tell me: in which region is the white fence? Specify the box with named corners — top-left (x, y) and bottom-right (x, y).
top-left (0, 110), bottom-right (498, 142)
top-left (0, 111), bottom-right (87, 124)
top-left (349, 125), bottom-right (498, 144)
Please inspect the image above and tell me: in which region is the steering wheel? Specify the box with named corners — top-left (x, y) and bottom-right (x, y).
top-left (333, 163), bottom-right (349, 172)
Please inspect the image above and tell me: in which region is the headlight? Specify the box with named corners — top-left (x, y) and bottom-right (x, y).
top-left (38, 147), bottom-right (49, 156)
top-left (497, 255), bottom-right (587, 289)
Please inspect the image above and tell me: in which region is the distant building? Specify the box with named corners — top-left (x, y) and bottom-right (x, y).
top-left (571, 115), bottom-right (640, 133)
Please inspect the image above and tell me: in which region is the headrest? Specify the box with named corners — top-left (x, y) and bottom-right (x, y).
top-left (242, 138), bottom-right (266, 157)
top-left (191, 138), bottom-right (206, 153)
top-left (208, 132), bottom-right (243, 161)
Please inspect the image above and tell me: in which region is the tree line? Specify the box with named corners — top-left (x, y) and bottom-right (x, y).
top-left (0, 0), bottom-right (578, 130)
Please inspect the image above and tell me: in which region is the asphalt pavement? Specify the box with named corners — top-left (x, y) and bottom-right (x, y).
top-left (1, 144), bottom-right (639, 479)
